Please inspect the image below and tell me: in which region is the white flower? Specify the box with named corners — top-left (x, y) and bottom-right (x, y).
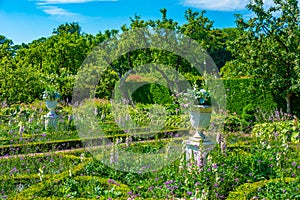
top-left (38, 168), bottom-right (44, 181)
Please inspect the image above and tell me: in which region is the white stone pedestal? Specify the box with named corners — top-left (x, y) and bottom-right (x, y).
top-left (44, 100), bottom-right (58, 130)
top-left (186, 135), bottom-right (214, 166)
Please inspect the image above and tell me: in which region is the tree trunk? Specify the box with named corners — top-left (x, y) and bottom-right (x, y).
top-left (286, 93), bottom-right (292, 114)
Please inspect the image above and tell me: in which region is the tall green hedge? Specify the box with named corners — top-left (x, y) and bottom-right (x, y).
top-left (132, 83), bottom-right (173, 104)
top-left (126, 78), bottom-right (284, 116)
top-left (223, 78), bottom-right (278, 115)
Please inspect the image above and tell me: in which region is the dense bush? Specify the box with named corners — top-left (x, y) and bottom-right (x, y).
top-left (127, 77), bottom-right (283, 116)
top-left (227, 177), bottom-right (298, 200)
top-left (132, 83), bottom-right (173, 105)
top-left (252, 120), bottom-right (300, 143)
top-left (223, 78), bottom-right (278, 115)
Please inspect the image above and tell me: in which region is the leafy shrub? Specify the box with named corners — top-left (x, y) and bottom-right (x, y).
top-left (227, 178), bottom-right (297, 200)
top-left (223, 78), bottom-right (278, 115)
top-left (15, 160), bottom-right (89, 199)
top-left (131, 83), bottom-right (174, 105)
top-left (37, 176), bottom-right (130, 199)
top-left (252, 120), bottom-right (300, 143)
top-left (224, 112), bottom-right (243, 132)
top-left (241, 103), bottom-right (257, 133)
top-left (248, 178), bottom-right (300, 199)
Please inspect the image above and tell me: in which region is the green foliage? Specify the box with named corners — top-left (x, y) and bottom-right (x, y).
top-left (248, 178), bottom-right (300, 199)
top-left (95, 69), bottom-right (119, 100)
top-left (132, 83), bottom-right (173, 104)
top-left (37, 176), bottom-right (130, 199)
top-left (128, 76), bottom-right (281, 117)
top-left (223, 0), bottom-right (300, 114)
top-left (14, 160), bottom-right (89, 199)
top-left (223, 78), bottom-right (278, 115)
top-left (242, 104), bottom-right (256, 123)
top-left (241, 103), bottom-right (257, 132)
top-left (224, 112), bottom-right (243, 132)
top-left (0, 63), bottom-right (45, 104)
top-left (227, 178), bottom-right (297, 200)
top-left (252, 120), bottom-right (300, 143)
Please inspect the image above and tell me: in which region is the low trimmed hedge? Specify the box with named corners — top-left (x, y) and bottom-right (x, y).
top-left (13, 158), bottom-right (91, 199)
top-left (0, 128), bottom-right (189, 156)
top-left (252, 120), bottom-right (300, 143)
top-left (21, 176), bottom-right (131, 200)
top-left (227, 177), bottom-right (296, 200)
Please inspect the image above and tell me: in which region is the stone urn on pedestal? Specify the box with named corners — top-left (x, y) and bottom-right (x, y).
top-left (189, 105), bottom-right (211, 140)
top-left (45, 100), bottom-right (58, 130)
top-left (43, 88), bottom-right (60, 130)
top-left (186, 105), bottom-right (214, 164)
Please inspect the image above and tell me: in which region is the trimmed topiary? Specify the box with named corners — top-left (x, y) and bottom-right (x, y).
top-left (227, 177), bottom-right (296, 200)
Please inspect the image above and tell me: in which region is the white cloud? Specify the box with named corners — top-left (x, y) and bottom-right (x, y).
top-left (37, 0), bottom-right (116, 5)
top-left (180, 0), bottom-right (278, 11)
top-left (33, 0), bottom-right (117, 17)
top-left (181, 0), bottom-right (248, 11)
top-left (40, 5), bottom-right (76, 16)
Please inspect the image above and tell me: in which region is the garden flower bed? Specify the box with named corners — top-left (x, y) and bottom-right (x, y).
top-left (0, 102), bottom-right (299, 199)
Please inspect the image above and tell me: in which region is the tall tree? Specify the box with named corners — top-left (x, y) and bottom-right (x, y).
top-left (222, 0), bottom-right (300, 114)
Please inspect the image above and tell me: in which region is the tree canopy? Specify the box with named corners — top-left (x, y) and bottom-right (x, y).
top-left (1, 4), bottom-right (299, 116)
top-left (221, 0), bottom-right (300, 114)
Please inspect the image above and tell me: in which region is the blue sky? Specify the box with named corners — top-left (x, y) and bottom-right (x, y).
top-left (0, 0), bottom-right (271, 44)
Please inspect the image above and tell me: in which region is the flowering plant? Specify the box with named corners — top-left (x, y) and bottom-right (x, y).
top-left (186, 82), bottom-right (211, 106)
top-left (42, 87), bottom-right (60, 101)
top-left (176, 82), bottom-right (211, 111)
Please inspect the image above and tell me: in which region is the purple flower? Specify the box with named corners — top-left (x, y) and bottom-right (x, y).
top-left (221, 141), bottom-right (227, 151)
top-left (148, 186), bottom-right (154, 191)
top-left (164, 180), bottom-right (174, 185)
top-left (28, 118), bottom-right (33, 123)
top-left (292, 162), bottom-right (296, 166)
top-left (19, 126), bottom-right (24, 134)
top-left (108, 179), bottom-right (115, 184)
top-left (212, 163), bottom-right (218, 169)
top-left (187, 191), bottom-right (193, 195)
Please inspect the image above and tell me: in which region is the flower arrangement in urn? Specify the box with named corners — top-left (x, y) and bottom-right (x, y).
top-left (187, 82), bottom-right (211, 105)
top-left (177, 81), bottom-right (211, 112)
top-left (42, 87), bottom-right (61, 101)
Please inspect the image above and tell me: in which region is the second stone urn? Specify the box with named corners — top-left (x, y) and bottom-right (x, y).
top-left (44, 100), bottom-right (58, 130)
top-left (189, 105), bottom-right (211, 141)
